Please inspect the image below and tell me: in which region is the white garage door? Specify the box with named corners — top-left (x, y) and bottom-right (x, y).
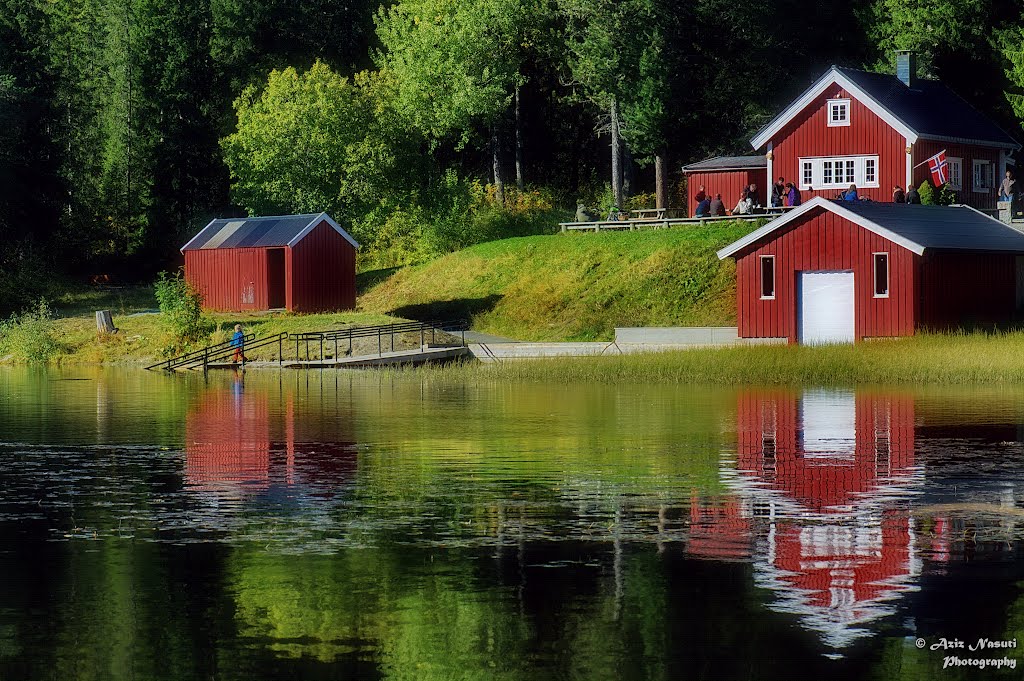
top-left (799, 271), bottom-right (855, 345)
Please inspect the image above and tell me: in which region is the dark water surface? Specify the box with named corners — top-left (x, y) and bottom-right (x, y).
top-left (2, 368), bottom-right (1024, 680)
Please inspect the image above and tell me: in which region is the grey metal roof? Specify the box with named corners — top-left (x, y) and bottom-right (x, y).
top-left (840, 201), bottom-right (1024, 252)
top-left (718, 197), bottom-right (1024, 259)
top-left (682, 155), bottom-right (767, 172)
top-left (836, 67), bottom-right (1019, 148)
top-left (181, 213), bottom-right (358, 252)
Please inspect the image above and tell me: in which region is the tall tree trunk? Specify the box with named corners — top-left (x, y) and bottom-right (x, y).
top-left (655, 153), bottom-right (667, 209)
top-left (491, 126), bottom-right (505, 206)
top-left (514, 85), bottom-right (524, 191)
top-left (610, 96), bottom-right (622, 210)
top-left (622, 143), bottom-right (634, 199)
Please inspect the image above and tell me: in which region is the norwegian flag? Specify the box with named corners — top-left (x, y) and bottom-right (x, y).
top-left (927, 150), bottom-right (949, 186)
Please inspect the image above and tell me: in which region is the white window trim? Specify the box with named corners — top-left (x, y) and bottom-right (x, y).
top-left (760, 255), bottom-right (776, 300)
top-left (872, 252), bottom-right (889, 299)
top-left (947, 156), bottom-right (962, 191)
top-left (827, 99), bottom-right (851, 127)
top-left (798, 155), bottom-right (881, 190)
top-left (973, 159), bottom-right (994, 193)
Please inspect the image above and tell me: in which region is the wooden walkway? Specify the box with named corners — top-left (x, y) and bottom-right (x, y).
top-left (560, 213), bottom-right (770, 233)
top-left (281, 345), bottom-right (470, 369)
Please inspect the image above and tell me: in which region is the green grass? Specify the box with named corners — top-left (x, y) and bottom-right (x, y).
top-left (386, 330), bottom-right (1024, 385)
top-left (358, 223), bottom-right (762, 341)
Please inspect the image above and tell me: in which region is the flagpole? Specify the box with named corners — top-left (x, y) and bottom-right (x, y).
top-left (913, 149), bottom-right (947, 170)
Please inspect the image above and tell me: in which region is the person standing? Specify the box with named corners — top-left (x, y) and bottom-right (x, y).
top-left (231, 324), bottom-right (247, 364)
top-left (785, 182), bottom-right (801, 207)
top-left (1000, 170), bottom-right (1018, 201)
top-left (771, 177), bottom-right (786, 207)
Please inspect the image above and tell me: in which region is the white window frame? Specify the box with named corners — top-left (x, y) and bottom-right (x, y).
top-left (973, 159), bottom-right (995, 193)
top-left (760, 255), bottom-right (776, 300)
top-left (798, 155), bottom-right (881, 190)
top-left (827, 99), bottom-right (850, 127)
top-left (802, 161), bottom-right (813, 187)
top-left (872, 252), bottom-right (889, 298)
top-left (947, 156), bottom-right (962, 191)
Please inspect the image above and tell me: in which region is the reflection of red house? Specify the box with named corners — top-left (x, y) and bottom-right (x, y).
top-left (185, 383), bottom-right (357, 500)
top-left (725, 389), bottom-right (923, 650)
top-left (688, 495), bottom-right (751, 560)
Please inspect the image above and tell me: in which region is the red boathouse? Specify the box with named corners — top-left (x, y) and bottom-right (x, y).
top-left (717, 197), bottom-right (1024, 344)
top-left (181, 213), bottom-right (358, 313)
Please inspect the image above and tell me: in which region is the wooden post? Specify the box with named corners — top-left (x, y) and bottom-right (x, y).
top-left (95, 310), bottom-right (115, 334)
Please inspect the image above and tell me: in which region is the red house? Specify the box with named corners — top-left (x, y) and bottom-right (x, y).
top-left (681, 155), bottom-right (766, 217)
top-left (688, 52), bottom-right (1019, 211)
top-left (181, 213), bottom-right (358, 313)
top-left (717, 197), bottom-right (1024, 343)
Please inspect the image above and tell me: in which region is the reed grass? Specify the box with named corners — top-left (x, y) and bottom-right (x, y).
top-left (391, 330), bottom-right (1024, 385)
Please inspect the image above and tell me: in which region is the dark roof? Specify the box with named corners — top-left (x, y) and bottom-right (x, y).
top-left (181, 213), bottom-right (358, 252)
top-left (718, 197), bottom-right (1024, 259)
top-left (836, 67), bottom-right (1018, 148)
top-left (682, 155), bottom-right (767, 172)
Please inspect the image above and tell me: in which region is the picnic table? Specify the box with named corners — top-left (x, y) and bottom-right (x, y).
top-left (630, 208), bottom-right (687, 220)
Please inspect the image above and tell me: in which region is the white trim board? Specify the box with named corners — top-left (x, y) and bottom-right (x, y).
top-left (716, 196), bottom-right (927, 259)
top-left (288, 213), bottom-right (360, 249)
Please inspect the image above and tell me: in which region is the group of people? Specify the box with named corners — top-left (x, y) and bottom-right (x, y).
top-left (890, 185), bottom-right (920, 204)
top-left (693, 177), bottom-right (803, 217)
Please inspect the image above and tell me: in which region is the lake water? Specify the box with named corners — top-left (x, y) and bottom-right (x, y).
top-left (2, 368), bottom-right (1024, 680)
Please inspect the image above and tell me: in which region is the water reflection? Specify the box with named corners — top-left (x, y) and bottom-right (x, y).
top-left (3, 369), bottom-right (1024, 679)
top-left (714, 389), bottom-right (924, 652)
top-left (184, 371), bottom-right (357, 503)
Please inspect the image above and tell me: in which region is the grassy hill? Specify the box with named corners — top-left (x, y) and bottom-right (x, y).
top-left (358, 222), bottom-right (762, 341)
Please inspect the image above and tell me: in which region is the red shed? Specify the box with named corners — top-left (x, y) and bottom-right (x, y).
top-left (750, 52), bottom-right (1019, 209)
top-left (181, 213), bottom-right (358, 313)
top-left (717, 197), bottom-right (1024, 344)
top-left (681, 155), bottom-right (767, 216)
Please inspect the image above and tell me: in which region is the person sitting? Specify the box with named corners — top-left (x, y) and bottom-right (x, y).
top-left (842, 184), bottom-right (859, 201)
top-left (771, 177), bottom-right (786, 207)
top-left (906, 186), bottom-right (921, 204)
top-left (892, 185), bottom-right (906, 203)
top-left (733, 188), bottom-right (753, 215)
top-left (709, 193), bottom-right (726, 216)
top-left (695, 196), bottom-right (712, 217)
top-left (575, 203), bottom-right (597, 222)
top-left (785, 182), bottom-right (801, 207)
top-left (747, 183), bottom-right (761, 210)
top-left (693, 184), bottom-right (707, 204)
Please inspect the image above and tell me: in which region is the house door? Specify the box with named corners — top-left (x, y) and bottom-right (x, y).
top-left (267, 248), bottom-right (286, 309)
top-left (798, 271), bottom-right (855, 344)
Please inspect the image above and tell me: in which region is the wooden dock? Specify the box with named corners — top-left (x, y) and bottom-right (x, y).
top-left (281, 345), bottom-right (470, 369)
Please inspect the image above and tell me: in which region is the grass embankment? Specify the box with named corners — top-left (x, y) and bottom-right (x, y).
top-left (359, 223), bottom-right (758, 341)
top-left (393, 331), bottom-right (1024, 385)
top-left (4, 286), bottom-right (401, 365)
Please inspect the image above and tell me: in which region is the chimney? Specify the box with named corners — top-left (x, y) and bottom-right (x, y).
top-left (896, 50), bottom-right (916, 87)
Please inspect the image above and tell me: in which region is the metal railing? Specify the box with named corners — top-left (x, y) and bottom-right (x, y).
top-left (289, 319), bottom-right (468, 362)
top-left (145, 332), bottom-right (287, 372)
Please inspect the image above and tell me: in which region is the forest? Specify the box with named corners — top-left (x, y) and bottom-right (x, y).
top-left (3, 0), bottom-right (1024, 313)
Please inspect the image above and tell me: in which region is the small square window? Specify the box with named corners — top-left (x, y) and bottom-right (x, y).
top-left (760, 256), bottom-right (775, 299)
top-left (873, 253), bottom-right (889, 297)
top-left (827, 99), bottom-right (851, 127)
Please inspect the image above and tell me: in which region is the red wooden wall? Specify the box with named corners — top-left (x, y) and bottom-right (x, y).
top-left (771, 86), bottom-right (905, 204)
top-left (918, 252), bottom-right (1016, 328)
top-left (185, 247), bottom-right (269, 312)
top-left (734, 209), bottom-right (917, 341)
top-left (184, 220), bottom-right (357, 313)
top-left (912, 140), bottom-right (1000, 210)
top-left (288, 221), bottom-right (357, 312)
top-left (686, 169), bottom-right (766, 215)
